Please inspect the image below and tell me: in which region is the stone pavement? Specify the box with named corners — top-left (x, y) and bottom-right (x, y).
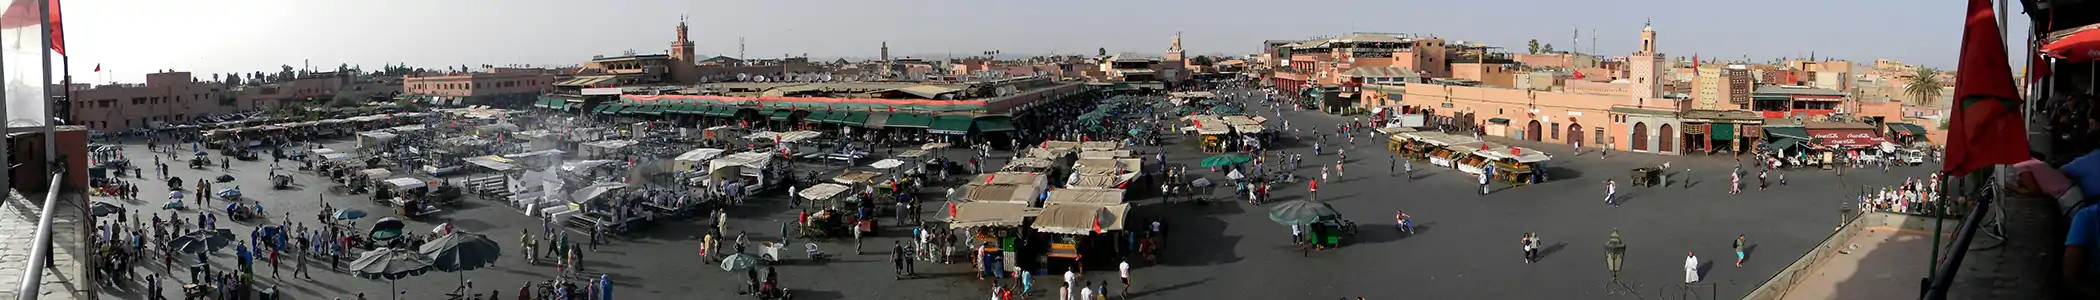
top-left (1943, 193), bottom-right (2060, 299)
top-left (1778, 228), bottom-right (1933, 300)
top-left (0, 189), bottom-right (91, 300)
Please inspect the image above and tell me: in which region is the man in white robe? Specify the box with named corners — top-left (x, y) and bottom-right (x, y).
top-left (1685, 252), bottom-right (1701, 283)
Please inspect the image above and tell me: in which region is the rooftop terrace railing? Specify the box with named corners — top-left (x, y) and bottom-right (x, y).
top-left (15, 173), bottom-right (65, 300)
top-left (1919, 188), bottom-right (1994, 300)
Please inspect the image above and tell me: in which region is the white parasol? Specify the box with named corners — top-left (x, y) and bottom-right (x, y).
top-left (1227, 169), bottom-right (1244, 180)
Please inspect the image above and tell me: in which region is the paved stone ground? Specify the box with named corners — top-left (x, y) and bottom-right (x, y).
top-left (0, 189), bottom-right (90, 299)
top-left (1780, 228), bottom-right (1933, 300)
top-left (82, 88), bottom-right (1945, 300)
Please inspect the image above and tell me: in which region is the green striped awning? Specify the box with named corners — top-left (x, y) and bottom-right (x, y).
top-left (886, 113), bottom-right (932, 128)
top-left (927, 115), bottom-right (973, 135)
top-left (974, 117), bottom-right (1016, 132)
top-left (769, 110), bottom-right (793, 121)
top-left (833, 112), bottom-right (868, 125)
top-left (596, 104), bottom-right (624, 114)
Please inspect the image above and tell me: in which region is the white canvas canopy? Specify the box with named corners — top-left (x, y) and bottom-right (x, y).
top-left (561, 160), bottom-right (620, 173)
top-left (895, 149), bottom-right (931, 159)
top-left (674, 148), bottom-right (725, 171)
top-left (708, 152), bottom-right (775, 172)
top-left (1375, 126), bottom-right (1418, 135)
top-left (463, 156), bottom-right (518, 171)
top-left (1473, 145), bottom-right (1553, 163)
top-left (383, 177), bottom-right (427, 189)
top-left (568, 182), bottom-right (626, 204)
top-left (797, 183), bottom-right (853, 201)
top-left (1077, 150), bottom-right (1133, 159)
top-left (357, 168), bottom-right (393, 178)
top-left (743, 130), bottom-right (824, 143)
top-left (920, 142), bottom-right (951, 150)
top-left (321, 153), bottom-right (357, 163)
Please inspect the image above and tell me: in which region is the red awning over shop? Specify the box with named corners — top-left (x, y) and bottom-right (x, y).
top-left (1806, 129), bottom-right (1887, 148)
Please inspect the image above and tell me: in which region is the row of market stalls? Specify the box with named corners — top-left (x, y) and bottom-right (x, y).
top-left (1382, 127), bottom-right (1554, 185)
top-left (199, 112), bottom-right (434, 148)
top-left (942, 140), bottom-right (1145, 273)
top-left (1180, 114), bottom-right (1268, 153)
top-left (558, 97), bottom-right (1022, 145)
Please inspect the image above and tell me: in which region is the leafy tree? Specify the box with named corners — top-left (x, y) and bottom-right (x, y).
top-left (211, 73), bottom-right (220, 82)
top-left (1527, 39), bottom-right (1540, 54)
top-left (327, 91), bottom-right (364, 107)
top-left (1541, 44), bottom-right (1555, 53)
top-left (1903, 68), bottom-right (1945, 105)
top-left (1189, 56), bottom-right (1216, 66)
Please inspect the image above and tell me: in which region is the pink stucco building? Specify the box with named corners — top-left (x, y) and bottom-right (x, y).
top-left (67, 71), bottom-right (233, 132)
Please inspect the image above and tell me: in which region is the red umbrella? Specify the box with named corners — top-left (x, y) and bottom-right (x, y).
top-left (2043, 28), bottom-right (2100, 63)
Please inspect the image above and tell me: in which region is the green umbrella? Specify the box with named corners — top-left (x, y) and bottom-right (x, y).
top-left (1200, 154), bottom-right (1252, 167)
top-left (1268, 200), bottom-right (1340, 226)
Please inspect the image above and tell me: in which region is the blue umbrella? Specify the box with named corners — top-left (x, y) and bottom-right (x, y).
top-left (333, 209), bottom-right (368, 221)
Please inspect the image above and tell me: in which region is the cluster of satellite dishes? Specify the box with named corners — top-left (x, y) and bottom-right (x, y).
top-left (732, 72), bottom-right (839, 83)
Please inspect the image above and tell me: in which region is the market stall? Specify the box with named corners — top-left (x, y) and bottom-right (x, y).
top-left (1032, 203), bottom-right (1130, 269)
top-left (1445, 142), bottom-right (1497, 175)
top-left (961, 183), bottom-right (1045, 205)
top-left (673, 148), bottom-right (725, 172)
top-left (1473, 145), bottom-right (1553, 185)
top-left (579, 139), bottom-right (640, 159)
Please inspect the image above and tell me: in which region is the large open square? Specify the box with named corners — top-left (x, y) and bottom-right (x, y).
top-left (79, 87), bottom-right (1937, 300)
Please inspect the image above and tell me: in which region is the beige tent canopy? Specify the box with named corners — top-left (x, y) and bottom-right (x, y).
top-left (1045, 188), bottom-right (1126, 205)
top-left (971, 172), bottom-right (1046, 186)
top-left (1072, 159), bottom-right (1127, 176)
top-left (920, 142), bottom-right (952, 150)
top-left (962, 183), bottom-right (1040, 203)
top-left (1031, 203), bottom-right (1130, 235)
top-left (949, 201), bottom-right (1033, 229)
top-left (833, 171), bottom-right (883, 184)
top-left (797, 183), bottom-right (853, 201)
top-left (1038, 141), bottom-right (1082, 151)
top-left (1067, 173), bottom-right (1137, 189)
top-left (1474, 145), bottom-right (1554, 163)
top-left (1375, 127), bottom-right (1418, 135)
top-left (895, 149), bottom-right (931, 159)
top-left (1078, 141), bottom-right (1121, 151)
top-left (1077, 150), bottom-right (1133, 159)
top-left (1001, 157), bottom-right (1056, 172)
top-left (1024, 148), bottom-right (1074, 159)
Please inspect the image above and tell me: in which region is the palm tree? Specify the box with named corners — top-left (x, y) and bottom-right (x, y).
top-left (1903, 68), bottom-right (1945, 105)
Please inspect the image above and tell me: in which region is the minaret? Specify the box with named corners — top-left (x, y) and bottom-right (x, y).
top-left (670, 16), bottom-right (695, 63)
top-left (1164, 32), bottom-right (1185, 62)
top-left (880, 41), bottom-right (892, 79)
top-left (1628, 19), bottom-right (1668, 110)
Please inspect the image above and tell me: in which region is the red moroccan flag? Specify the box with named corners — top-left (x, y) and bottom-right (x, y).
top-left (948, 202), bottom-right (958, 219)
top-left (1, 0), bottom-right (61, 55)
top-left (91, 63), bottom-right (97, 72)
top-left (1943, 0), bottom-right (2032, 176)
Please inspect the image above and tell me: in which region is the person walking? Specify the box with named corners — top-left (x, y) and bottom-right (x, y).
top-left (1685, 252), bottom-right (1701, 283)
top-left (1735, 234), bottom-right (1748, 267)
top-left (1119, 258), bottom-right (1132, 297)
top-left (1403, 158), bottom-right (1413, 181)
top-left (1478, 171), bottom-right (1491, 195)
top-left (1684, 168), bottom-right (1692, 189)
top-left (1335, 160), bottom-right (1345, 178)
top-left (1521, 233), bottom-right (1536, 263)
top-left (1605, 180), bottom-right (1618, 207)
top-left (1388, 156), bottom-right (1396, 176)
top-left (1730, 171), bottom-right (1742, 195)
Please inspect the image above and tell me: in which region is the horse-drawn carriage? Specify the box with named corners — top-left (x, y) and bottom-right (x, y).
top-left (270, 174), bottom-right (294, 189)
top-left (189, 157), bottom-right (209, 169)
top-left (1630, 167), bottom-right (1662, 187)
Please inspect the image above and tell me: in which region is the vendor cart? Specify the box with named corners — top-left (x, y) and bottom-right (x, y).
top-left (755, 240), bottom-right (788, 263)
top-left (189, 157), bottom-right (209, 169)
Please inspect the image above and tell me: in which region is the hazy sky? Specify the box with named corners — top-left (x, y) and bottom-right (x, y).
top-left (58, 0), bottom-right (2023, 83)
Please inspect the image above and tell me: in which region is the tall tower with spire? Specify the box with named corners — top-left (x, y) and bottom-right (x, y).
top-left (1628, 20), bottom-right (1667, 107)
top-left (669, 16), bottom-right (699, 83)
top-left (1164, 32), bottom-right (1185, 62)
top-left (880, 41), bottom-right (892, 79)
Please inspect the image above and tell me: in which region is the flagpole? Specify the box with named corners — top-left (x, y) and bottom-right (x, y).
top-left (0, 16), bottom-right (10, 196)
top-left (38, 0), bottom-right (56, 165)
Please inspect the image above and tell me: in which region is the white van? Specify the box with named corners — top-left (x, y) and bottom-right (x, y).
top-left (1898, 149), bottom-right (1926, 166)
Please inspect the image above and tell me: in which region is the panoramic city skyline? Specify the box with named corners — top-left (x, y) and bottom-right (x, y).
top-left (61, 0), bottom-right (2011, 83)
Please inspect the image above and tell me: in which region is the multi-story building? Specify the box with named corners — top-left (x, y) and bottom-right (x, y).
top-left (401, 71), bottom-right (556, 104)
top-left (1751, 85), bottom-right (1848, 118)
top-left (67, 71), bottom-right (234, 132)
top-left (1691, 64), bottom-right (1753, 111)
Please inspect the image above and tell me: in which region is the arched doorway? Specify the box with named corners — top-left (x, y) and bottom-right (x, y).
top-left (1567, 123), bottom-right (1584, 146)
top-left (1632, 122), bottom-right (1650, 151)
top-left (1526, 120), bottom-right (1543, 142)
top-left (1659, 124), bottom-right (1676, 153)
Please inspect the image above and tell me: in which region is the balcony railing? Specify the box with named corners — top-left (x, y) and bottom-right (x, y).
top-left (15, 173), bottom-right (65, 300)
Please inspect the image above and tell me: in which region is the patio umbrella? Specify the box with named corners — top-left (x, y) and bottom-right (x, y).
top-left (421, 231), bottom-right (503, 290)
top-left (869, 159), bottom-right (905, 170)
top-left (166, 229), bottom-right (236, 254)
top-left (89, 201), bottom-right (123, 217)
top-left (1267, 200), bottom-right (1340, 226)
top-left (333, 208), bottom-right (368, 221)
top-left (420, 231), bottom-right (502, 272)
top-left (1200, 154), bottom-right (1252, 167)
top-left (2044, 28), bottom-right (2100, 63)
top-left (720, 253), bottom-right (760, 272)
top-left (350, 247), bottom-right (435, 300)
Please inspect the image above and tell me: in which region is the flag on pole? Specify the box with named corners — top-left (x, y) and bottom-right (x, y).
top-left (0, 0), bottom-right (55, 128)
top-left (1942, 0), bottom-right (2032, 176)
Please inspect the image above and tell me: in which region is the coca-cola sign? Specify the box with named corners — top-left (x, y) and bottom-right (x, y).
top-left (1807, 129), bottom-right (1885, 147)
